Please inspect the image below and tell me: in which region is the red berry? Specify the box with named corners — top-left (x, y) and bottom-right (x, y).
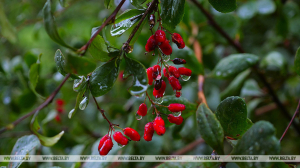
top-left (137, 103), bottom-right (147, 116)
top-left (159, 40), bottom-right (172, 55)
top-left (55, 115), bottom-right (61, 122)
top-left (147, 67), bottom-right (154, 85)
top-left (113, 131), bottom-right (129, 146)
top-left (153, 116), bottom-right (166, 136)
top-left (144, 122), bottom-right (154, 141)
top-left (153, 80), bottom-right (166, 98)
top-left (56, 99), bottom-right (64, 106)
top-left (172, 33), bottom-right (185, 49)
top-left (119, 70), bottom-right (124, 81)
top-left (168, 103), bottom-right (186, 112)
top-left (163, 68), bottom-right (169, 78)
top-left (167, 114), bottom-right (184, 125)
top-left (154, 30), bottom-right (166, 43)
top-left (154, 78), bottom-right (162, 90)
top-left (145, 35), bottom-right (157, 52)
top-left (168, 66), bottom-right (180, 78)
top-left (123, 127), bottom-right (141, 141)
top-left (98, 134), bottom-right (110, 151)
top-left (172, 58), bottom-right (186, 64)
top-left (168, 76), bottom-right (182, 90)
top-left (57, 107), bottom-right (64, 113)
top-left (175, 90), bottom-right (181, 98)
top-left (99, 138), bottom-right (113, 156)
top-left (152, 65), bottom-right (161, 80)
top-left (178, 67), bottom-right (192, 76)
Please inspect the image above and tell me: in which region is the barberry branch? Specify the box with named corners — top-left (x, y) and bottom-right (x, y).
top-left (77, 0), bottom-right (126, 55)
top-left (190, 0), bottom-right (300, 135)
top-left (0, 74), bottom-right (71, 135)
top-left (280, 100), bottom-right (300, 141)
top-left (92, 95), bottom-right (115, 131)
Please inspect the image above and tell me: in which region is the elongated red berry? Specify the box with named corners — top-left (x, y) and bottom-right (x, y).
top-left (153, 80), bottom-right (166, 98)
top-left (163, 68), bottom-right (169, 78)
top-left (172, 58), bottom-right (186, 64)
top-left (152, 65), bottom-right (161, 80)
top-left (178, 67), bottom-right (192, 76)
top-left (137, 103), bottom-right (147, 116)
top-left (99, 138), bottom-right (113, 156)
top-left (123, 127), bottom-right (141, 141)
top-left (55, 115), bottom-right (61, 123)
top-left (159, 40), bottom-right (172, 55)
top-left (167, 114), bottom-right (184, 125)
top-left (168, 103), bottom-right (186, 112)
top-left (113, 131), bottom-right (129, 146)
top-left (168, 66), bottom-right (180, 78)
top-left (144, 122), bottom-right (154, 141)
top-left (56, 99), bottom-right (65, 106)
top-left (57, 107), bottom-right (64, 113)
top-left (147, 67), bottom-right (154, 85)
top-left (153, 116), bottom-right (166, 135)
top-left (98, 134), bottom-right (110, 151)
top-left (145, 35), bottom-right (157, 52)
top-left (172, 33), bottom-right (185, 49)
top-left (154, 30), bottom-right (166, 43)
top-left (168, 76), bottom-right (182, 90)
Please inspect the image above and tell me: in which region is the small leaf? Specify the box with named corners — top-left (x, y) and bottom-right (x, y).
top-left (215, 96), bottom-right (253, 139)
top-left (54, 49), bottom-right (67, 76)
top-left (69, 83), bottom-right (87, 118)
top-left (64, 54), bottom-right (97, 76)
top-left (209, 0), bottom-right (237, 13)
top-left (171, 44), bottom-right (204, 75)
top-left (260, 51), bottom-right (287, 74)
top-left (123, 55), bottom-right (148, 97)
top-left (73, 76), bottom-right (87, 92)
top-left (30, 113), bottom-right (64, 147)
top-left (231, 121), bottom-right (280, 168)
top-left (0, 1), bottom-right (17, 43)
top-left (111, 9), bottom-right (145, 36)
top-left (160, 0), bottom-right (185, 32)
top-left (220, 69), bottom-right (251, 100)
top-left (211, 53), bottom-right (259, 79)
top-left (237, 1), bottom-right (257, 19)
top-left (241, 79), bottom-right (264, 97)
top-left (130, 0), bottom-right (147, 8)
top-left (29, 63), bottom-right (46, 99)
top-left (8, 135), bottom-right (40, 168)
top-left (43, 0), bottom-right (75, 50)
top-left (257, 0), bottom-right (276, 15)
top-left (104, 0), bottom-right (112, 9)
top-left (294, 47), bottom-right (300, 76)
top-left (196, 103), bottom-right (224, 155)
top-left (90, 57), bottom-right (120, 97)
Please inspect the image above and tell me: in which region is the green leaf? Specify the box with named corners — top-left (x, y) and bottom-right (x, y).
top-left (43, 0), bottom-right (75, 50)
top-left (104, 0), bottom-right (112, 9)
top-left (241, 79), bottom-right (264, 97)
top-left (160, 0), bottom-right (185, 32)
top-left (8, 135), bottom-right (40, 168)
top-left (260, 51), bottom-right (287, 74)
top-left (215, 96), bottom-right (253, 139)
top-left (24, 52), bottom-right (38, 68)
top-left (123, 55), bottom-right (148, 96)
top-left (196, 103), bottom-right (224, 155)
top-left (68, 83), bottom-right (87, 118)
top-left (171, 44), bottom-right (204, 75)
top-left (54, 49), bottom-right (67, 76)
top-left (209, 0), bottom-right (237, 13)
top-left (237, 1), bottom-right (257, 19)
top-left (211, 54), bottom-right (259, 79)
top-left (257, 0), bottom-right (276, 15)
top-left (0, 1), bottom-right (17, 43)
top-left (90, 57), bottom-right (120, 97)
top-left (30, 112), bottom-right (64, 147)
top-left (64, 54), bottom-right (97, 76)
top-left (89, 34), bottom-right (119, 62)
top-left (295, 47), bottom-right (300, 76)
top-left (220, 69), bottom-right (251, 100)
top-left (231, 121), bottom-right (280, 168)
top-left (29, 63), bottom-right (46, 99)
top-left (111, 9), bottom-right (145, 36)
top-left (130, 0), bottom-right (147, 8)
top-left (17, 89), bottom-right (37, 109)
top-left (73, 76), bottom-right (87, 92)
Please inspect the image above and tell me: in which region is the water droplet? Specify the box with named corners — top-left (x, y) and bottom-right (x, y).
top-left (162, 54), bottom-right (170, 62)
top-left (118, 143), bottom-right (125, 148)
top-left (154, 97), bottom-right (163, 104)
top-left (180, 75), bottom-right (191, 81)
top-left (79, 97), bottom-right (88, 110)
top-left (135, 113), bottom-right (142, 120)
top-left (68, 109), bottom-right (75, 119)
top-left (173, 111), bottom-right (181, 117)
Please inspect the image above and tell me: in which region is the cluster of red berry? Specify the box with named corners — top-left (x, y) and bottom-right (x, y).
top-left (55, 99), bottom-right (65, 122)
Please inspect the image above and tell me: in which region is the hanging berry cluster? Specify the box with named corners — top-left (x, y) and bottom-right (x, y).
top-left (54, 99), bottom-right (65, 123)
top-left (98, 10), bottom-right (192, 156)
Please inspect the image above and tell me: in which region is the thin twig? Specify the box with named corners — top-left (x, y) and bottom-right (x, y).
top-left (280, 100), bottom-right (300, 142)
top-left (172, 138), bottom-right (205, 155)
top-left (92, 95), bottom-right (114, 128)
top-left (0, 74), bottom-right (71, 135)
top-left (255, 101), bottom-right (289, 116)
top-left (190, 0), bottom-right (300, 135)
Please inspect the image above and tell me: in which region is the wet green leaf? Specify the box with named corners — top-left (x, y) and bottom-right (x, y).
top-left (130, 0), bottom-right (147, 8)
top-left (257, 0), bottom-right (276, 15)
top-left (196, 103), bottom-right (224, 155)
top-left (241, 79), bottom-right (264, 97)
top-left (237, 1), bottom-right (257, 19)
top-left (160, 0), bottom-right (185, 32)
top-left (231, 121), bottom-right (280, 168)
top-left (30, 113), bottom-right (64, 146)
top-left (0, 1), bottom-right (17, 43)
top-left (90, 57), bottom-right (120, 97)
top-left (43, 0), bottom-right (75, 50)
top-left (24, 52), bottom-right (38, 68)
top-left (211, 54), bottom-right (259, 79)
top-left (123, 55), bottom-right (148, 97)
top-left (220, 69), bottom-right (251, 100)
top-left (64, 54), bottom-right (96, 76)
top-left (209, 0), bottom-right (236, 13)
top-left (29, 63), bottom-right (46, 99)
top-left (104, 0), bottom-right (112, 9)
top-left (73, 76), bottom-right (87, 92)
top-left (215, 96), bottom-right (253, 139)
top-left (111, 9), bottom-right (145, 36)
top-left (8, 135), bottom-right (40, 168)
top-left (294, 47), bottom-right (300, 76)
top-left (54, 49), bottom-right (67, 76)
top-left (171, 44), bottom-right (204, 75)
top-left (69, 83), bottom-right (87, 118)
top-left (260, 51), bottom-right (287, 74)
